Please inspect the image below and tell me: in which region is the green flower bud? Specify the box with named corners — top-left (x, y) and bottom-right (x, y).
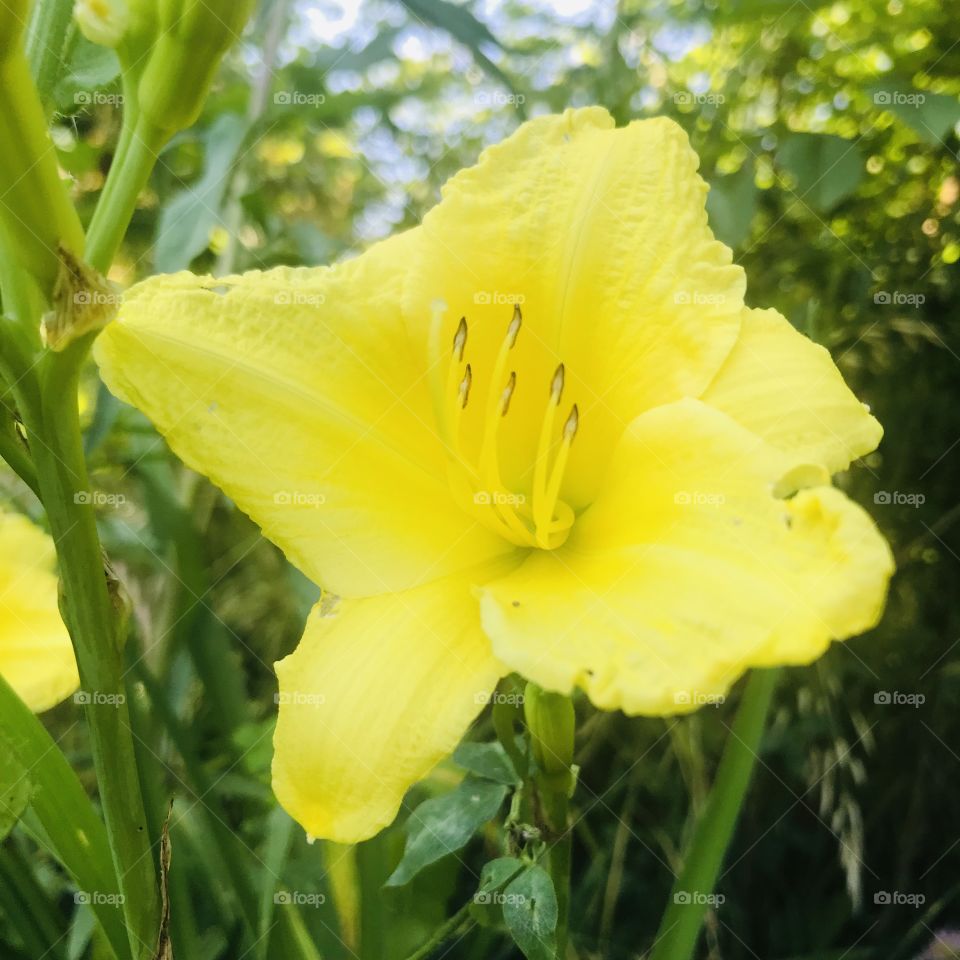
top-left (0, 0), bottom-right (29, 62)
top-left (74, 0), bottom-right (129, 48)
top-left (115, 0), bottom-right (158, 78)
top-left (0, 5), bottom-right (85, 292)
top-left (524, 684), bottom-right (575, 780)
top-left (136, 0), bottom-right (255, 133)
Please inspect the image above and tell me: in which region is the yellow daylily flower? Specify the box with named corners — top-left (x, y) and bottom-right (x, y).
top-left (0, 509), bottom-right (79, 712)
top-left (94, 108), bottom-right (893, 843)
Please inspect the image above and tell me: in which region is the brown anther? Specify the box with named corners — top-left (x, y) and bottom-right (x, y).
top-left (507, 304), bottom-right (522, 347)
top-left (550, 363), bottom-right (565, 404)
top-left (452, 316), bottom-right (468, 361)
top-left (501, 371), bottom-right (517, 416)
top-left (459, 364), bottom-right (473, 408)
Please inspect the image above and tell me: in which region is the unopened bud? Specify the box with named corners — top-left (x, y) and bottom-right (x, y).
top-left (524, 683), bottom-right (575, 781)
top-left (74, 0), bottom-right (129, 48)
top-left (136, 0), bottom-right (255, 132)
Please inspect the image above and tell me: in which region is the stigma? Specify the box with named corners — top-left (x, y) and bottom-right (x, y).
top-left (429, 304), bottom-right (580, 549)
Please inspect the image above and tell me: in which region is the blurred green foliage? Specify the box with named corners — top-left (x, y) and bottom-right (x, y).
top-left (3, 0), bottom-right (960, 957)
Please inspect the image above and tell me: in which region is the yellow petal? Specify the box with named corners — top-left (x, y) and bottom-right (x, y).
top-left (94, 231), bottom-right (515, 598)
top-left (478, 399), bottom-right (892, 715)
top-left (702, 307), bottom-right (882, 475)
top-left (272, 568), bottom-right (508, 842)
top-left (0, 511), bottom-right (78, 712)
top-left (404, 108), bottom-right (746, 508)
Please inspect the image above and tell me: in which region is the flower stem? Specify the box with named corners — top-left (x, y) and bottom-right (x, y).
top-left (649, 668), bottom-right (781, 960)
top-left (548, 797), bottom-right (572, 959)
top-left (524, 684), bottom-right (576, 959)
top-left (402, 900), bottom-right (476, 960)
top-left (19, 344), bottom-right (162, 960)
top-left (85, 117), bottom-right (168, 273)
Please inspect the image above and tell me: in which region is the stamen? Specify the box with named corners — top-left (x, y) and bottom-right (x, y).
top-left (444, 316), bottom-right (470, 449)
top-left (478, 310), bottom-right (529, 541)
top-left (452, 315), bottom-right (468, 361)
top-left (550, 362), bottom-right (565, 404)
top-left (430, 308), bottom-right (481, 495)
top-left (507, 304), bottom-right (522, 347)
top-left (451, 363), bottom-right (472, 442)
top-left (479, 309), bottom-right (523, 474)
top-left (536, 403), bottom-right (580, 549)
top-left (532, 363), bottom-right (565, 536)
top-left (501, 371), bottom-right (517, 415)
top-left (563, 403), bottom-right (579, 441)
top-left (427, 300), bottom-right (451, 437)
top-left (458, 364), bottom-right (473, 409)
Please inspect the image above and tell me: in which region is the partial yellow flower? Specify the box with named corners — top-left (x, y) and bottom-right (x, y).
top-left (0, 509), bottom-right (79, 712)
top-left (94, 108), bottom-right (893, 842)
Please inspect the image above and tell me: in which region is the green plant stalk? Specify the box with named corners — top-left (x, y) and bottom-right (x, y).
top-left (85, 116), bottom-right (169, 273)
top-left (403, 899), bottom-right (476, 960)
top-left (401, 861), bottom-right (525, 960)
top-left (18, 345), bottom-right (162, 960)
top-left (547, 792), bottom-right (572, 959)
top-left (649, 668), bottom-right (781, 960)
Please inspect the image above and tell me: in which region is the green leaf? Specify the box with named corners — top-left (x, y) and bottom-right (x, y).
top-left (52, 36), bottom-right (121, 114)
top-left (502, 865), bottom-right (558, 960)
top-left (0, 676), bottom-right (127, 960)
top-left (776, 133), bottom-right (864, 212)
top-left (0, 749), bottom-right (31, 841)
top-left (154, 112), bottom-right (249, 272)
top-left (313, 29), bottom-right (401, 74)
top-left (399, 0), bottom-right (521, 108)
top-left (869, 84), bottom-right (960, 145)
top-left (470, 856), bottom-right (526, 927)
top-left (478, 856), bottom-right (524, 896)
top-left (25, 0), bottom-right (75, 106)
top-left (453, 741), bottom-right (519, 785)
top-left (706, 163), bottom-right (757, 250)
top-left (385, 778), bottom-right (508, 887)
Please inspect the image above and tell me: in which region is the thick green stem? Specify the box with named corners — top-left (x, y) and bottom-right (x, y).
top-left (548, 800), bottom-right (572, 959)
top-left (649, 668), bottom-right (781, 960)
top-left (524, 684), bottom-right (575, 959)
top-left (19, 347), bottom-right (162, 960)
